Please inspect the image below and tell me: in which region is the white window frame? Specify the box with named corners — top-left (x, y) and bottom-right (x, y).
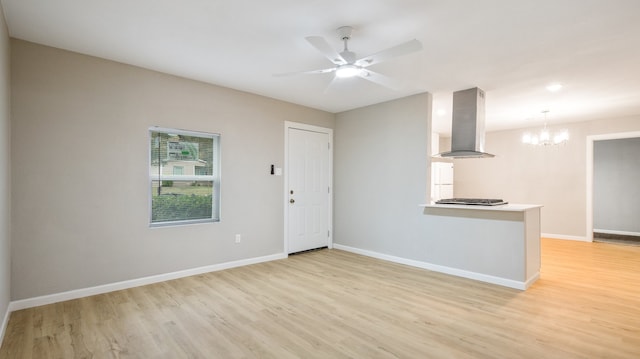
top-left (148, 127), bottom-right (221, 227)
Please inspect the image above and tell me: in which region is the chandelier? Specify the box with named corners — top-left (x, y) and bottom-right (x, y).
top-left (522, 110), bottom-right (569, 146)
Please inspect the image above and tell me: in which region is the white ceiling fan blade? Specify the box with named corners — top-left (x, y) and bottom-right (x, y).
top-left (355, 39), bottom-right (423, 67)
top-left (323, 76), bottom-right (343, 94)
top-left (357, 70), bottom-right (401, 90)
top-left (305, 36), bottom-right (347, 65)
top-left (273, 67), bottom-right (336, 77)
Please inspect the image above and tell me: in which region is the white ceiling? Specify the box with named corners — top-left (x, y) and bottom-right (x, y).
top-left (2, 0), bottom-right (640, 135)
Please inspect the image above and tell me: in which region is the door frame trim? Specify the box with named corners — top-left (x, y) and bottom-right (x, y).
top-left (284, 121), bottom-right (333, 254)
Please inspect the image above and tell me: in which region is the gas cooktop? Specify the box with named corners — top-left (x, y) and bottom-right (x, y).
top-left (435, 198), bottom-right (508, 206)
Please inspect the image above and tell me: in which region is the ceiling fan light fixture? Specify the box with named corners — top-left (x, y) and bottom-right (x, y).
top-left (335, 64), bottom-right (362, 78)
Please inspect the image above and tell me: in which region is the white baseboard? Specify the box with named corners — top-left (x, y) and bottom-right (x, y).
top-left (542, 233), bottom-right (589, 242)
top-left (0, 304), bottom-right (9, 348)
top-left (333, 244), bottom-right (533, 290)
top-left (593, 229), bottom-right (640, 237)
top-left (9, 252), bottom-right (286, 312)
top-left (524, 273), bottom-right (540, 289)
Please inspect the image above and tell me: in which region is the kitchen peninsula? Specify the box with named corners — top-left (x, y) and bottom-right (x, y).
top-left (421, 203), bottom-right (542, 290)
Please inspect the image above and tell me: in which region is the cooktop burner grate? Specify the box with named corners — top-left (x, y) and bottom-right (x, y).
top-left (435, 198), bottom-right (508, 206)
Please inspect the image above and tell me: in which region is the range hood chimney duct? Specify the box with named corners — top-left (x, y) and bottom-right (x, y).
top-left (435, 87), bottom-right (494, 158)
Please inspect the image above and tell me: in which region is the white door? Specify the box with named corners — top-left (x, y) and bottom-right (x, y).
top-left (286, 126), bottom-right (332, 254)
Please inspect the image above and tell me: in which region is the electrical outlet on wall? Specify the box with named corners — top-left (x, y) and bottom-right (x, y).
top-left (235, 234), bottom-right (241, 243)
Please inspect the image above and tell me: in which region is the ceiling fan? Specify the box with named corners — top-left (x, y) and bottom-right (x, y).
top-left (275, 26), bottom-right (423, 89)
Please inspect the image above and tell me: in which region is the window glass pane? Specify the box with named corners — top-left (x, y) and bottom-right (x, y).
top-left (150, 132), bottom-right (215, 177)
top-left (151, 180), bottom-right (214, 223)
top-left (149, 128), bottom-right (220, 226)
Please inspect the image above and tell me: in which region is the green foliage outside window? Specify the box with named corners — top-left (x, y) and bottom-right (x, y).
top-left (152, 194), bottom-right (213, 222)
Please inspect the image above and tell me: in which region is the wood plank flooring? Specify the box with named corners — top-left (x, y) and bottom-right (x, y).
top-left (1, 238), bottom-right (639, 358)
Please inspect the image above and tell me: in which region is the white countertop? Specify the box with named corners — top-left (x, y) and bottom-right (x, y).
top-left (420, 203), bottom-right (542, 212)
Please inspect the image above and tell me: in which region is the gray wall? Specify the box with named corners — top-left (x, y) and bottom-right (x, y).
top-left (333, 93), bottom-right (531, 273)
top-left (453, 117), bottom-right (640, 238)
top-left (334, 93), bottom-right (435, 260)
top-left (0, 6), bottom-right (11, 327)
top-left (593, 137), bottom-right (640, 234)
top-left (10, 39), bottom-right (335, 300)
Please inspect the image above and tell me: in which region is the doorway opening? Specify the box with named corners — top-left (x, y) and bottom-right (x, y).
top-left (586, 131), bottom-right (640, 244)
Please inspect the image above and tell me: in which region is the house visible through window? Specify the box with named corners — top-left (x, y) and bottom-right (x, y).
top-left (149, 128), bottom-right (220, 226)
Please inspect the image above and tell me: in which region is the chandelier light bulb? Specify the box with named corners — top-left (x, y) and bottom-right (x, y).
top-left (540, 129), bottom-right (550, 142)
top-left (553, 130), bottom-right (569, 144)
top-left (531, 136), bottom-right (539, 145)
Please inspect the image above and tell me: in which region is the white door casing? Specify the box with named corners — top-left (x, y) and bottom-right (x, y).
top-left (284, 122), bottom-right (333, 254)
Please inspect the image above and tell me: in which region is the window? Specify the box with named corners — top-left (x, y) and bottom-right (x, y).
top-left (149, 127), bottom-right (220, 226)
top-left (172, 166), bottom-right (184, 175)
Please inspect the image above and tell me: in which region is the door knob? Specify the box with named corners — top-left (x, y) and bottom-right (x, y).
top-left (290, 199), bottom-right (295, 203)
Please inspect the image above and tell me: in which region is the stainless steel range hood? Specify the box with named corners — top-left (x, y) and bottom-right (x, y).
top-left (434, 87), bottom-right (494, 158)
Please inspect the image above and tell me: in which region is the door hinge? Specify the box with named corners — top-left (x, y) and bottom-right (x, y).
top-left (328, 186), bottom-right (330, 194)
top-left (328, 142), bottom-right (331, 150)
top-left (328, 230), bottom-right (330, 237)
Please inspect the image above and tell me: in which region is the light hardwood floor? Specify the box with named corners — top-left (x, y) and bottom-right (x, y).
top-left (1, 238), bottom-right (639, 358)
